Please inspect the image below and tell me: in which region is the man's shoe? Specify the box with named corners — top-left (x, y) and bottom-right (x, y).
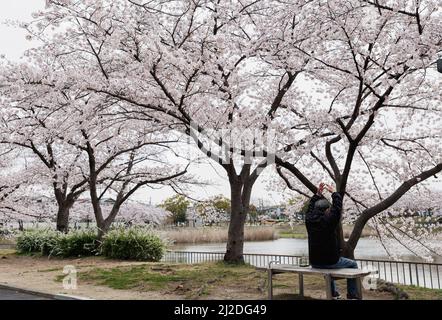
top-left (332, 292), bottom-right (342, 300)
top-left (346, 294), bottom-right (361, 300)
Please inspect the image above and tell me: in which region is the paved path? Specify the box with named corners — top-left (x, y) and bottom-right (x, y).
top-left (0, 288), bottom-right (52, 300)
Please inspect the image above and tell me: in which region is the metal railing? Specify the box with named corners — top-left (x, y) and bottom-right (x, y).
top-left (162, 250), bottom-right (442, 290)
top-left (356, 258), bottom-right (442, 290)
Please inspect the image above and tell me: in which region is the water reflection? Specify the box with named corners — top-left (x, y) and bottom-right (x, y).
top-left (172, 238), bottom-right (442, 263)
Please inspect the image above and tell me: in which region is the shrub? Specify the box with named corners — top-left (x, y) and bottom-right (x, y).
top-left (0, 227), bottom-right (14, 239)
top-left (0, 227), bottom-right (16, 244)
top-left (16, 227), bottom-right (165, 261)
top-left (101, 227), bottom-right (166, 261)
top-left (16, 229), bottom-right (98, 257)
top-left (16, 229), bottom-right (60, 255)
top-left (53, 229), bottom-right (98, 257)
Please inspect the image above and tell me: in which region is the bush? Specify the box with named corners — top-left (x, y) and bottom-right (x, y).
top-left (16, 229), bottom-right (98, 257)
top-left (0, 227), bottom-right (15, 241)
top-left (53, 229), bottom-right (98, 257)
top-left (0, 227), bottom-right (11, 237)
top-left (16, 229), bottom-right (60, 255)
top-left (16, 227), bottom-right (165, 261)
top-left (101, 227), bottom-right (166, 261)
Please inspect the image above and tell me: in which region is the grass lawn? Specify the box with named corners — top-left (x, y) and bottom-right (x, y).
top-left (275, 224), bottom-right (376, 239)
top-left (276, 225), bottom-right (308, 239)
top-left (77, 261), bottom-right (442, 300)
top-left (2, 248), bottom-right (441, 300)
top-left (0, 238), bottom-right (15, 246)
top-left (0, 249), bottom-right (16, 257)
top-left (77, 261), bottom-right (263, 299)
top-left (397, 285), bottom-right (442, 300)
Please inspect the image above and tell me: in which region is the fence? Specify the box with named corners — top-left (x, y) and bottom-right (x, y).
top-left (162, 250), bottom-right (442, 290)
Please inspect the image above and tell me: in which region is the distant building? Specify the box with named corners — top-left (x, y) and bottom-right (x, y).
top-left (257, 206), bottom-right (289, 220)
top-left (184, 206), bottom-right (199, 227)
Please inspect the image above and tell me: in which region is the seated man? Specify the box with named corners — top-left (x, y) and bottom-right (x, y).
top-left (305, 182), bottom-right (360, 300)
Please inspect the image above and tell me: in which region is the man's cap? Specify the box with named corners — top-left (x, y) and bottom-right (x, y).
top-left (315, 199), bottom-right (331, 211)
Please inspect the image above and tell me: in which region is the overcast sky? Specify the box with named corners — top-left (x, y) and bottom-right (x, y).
top-left (0, 1), bottom-right (284, 206)
top-left (0, 1), bottom-right (42, 60)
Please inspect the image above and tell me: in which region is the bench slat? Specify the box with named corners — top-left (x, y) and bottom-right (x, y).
top-left (261, 264), bottom-right (370, 300)
top-left (265, 264), bottom-right (371, 278)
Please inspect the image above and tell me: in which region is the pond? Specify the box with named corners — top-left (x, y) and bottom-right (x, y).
top-left (172, 238), bottom-right (442, 263)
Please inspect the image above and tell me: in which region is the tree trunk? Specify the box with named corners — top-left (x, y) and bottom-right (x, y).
top-left (54, 188), bottom-right (77, 233)
top-left (96, 204), bottom-right (121, 240)
top-left (97, 222), bottom-right (108, 240)
top-left (340, 241), bottom-right (355, 259)
top-left (96, 209), bottom-right (111, 240)
top-left (337, 221), bottom-right (346, 255)
top-left (56, 203), bottom-right (71, 233)
top-left (338, 196), bottom-right (356, 259)
top-left (224, 177), bottom-right (253, 264)
top-left (343, 215), bottom-right (369, 259)
top-left (97, 219), bottom-right (114, 240)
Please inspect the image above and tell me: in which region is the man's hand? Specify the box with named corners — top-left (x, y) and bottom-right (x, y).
top-left (317, 182), bottom-right (325, 195)
top-left (317, 183), bottom-right (334, 195)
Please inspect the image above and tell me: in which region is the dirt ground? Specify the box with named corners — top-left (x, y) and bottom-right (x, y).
top-left (0, 251), bottom-right (398, 300)
top-left (0, 253), bottom-right (183, 299)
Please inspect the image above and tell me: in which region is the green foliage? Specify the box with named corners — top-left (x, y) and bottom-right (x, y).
top-left (16, 229), bottom-right (60, 256)
top-left (101, 227), bottom-right (166, 261)
top-left (159, 195), bottom-right (190, 224)
top-left (210, 195), bottom-right (231, 214)
top-left (0, 227), bottom-right (14, 239)
top-left (287, 197), bottom-right (309, 215)
top-left (16, 228), bottom-right (164, 260)
top-left (301, 201), bottom-right (309, 214)
top-left (248, 204), bottom-right (258, 221)
top-left (193, 195), bottom-right (231, 226)
top-left (52, 229), bottom-right (98, 257)
top-left (16, 229), bottom-right (98, 257)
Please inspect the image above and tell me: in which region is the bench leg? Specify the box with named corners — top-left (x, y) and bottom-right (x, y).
top-left (324, 274), bottom-right (333, 300)
top-left (268, 269), bottom-right (273, 300)
top-left (356, 278), bottom-right (363, 300)
top-left (298, 273), bottom-right (304, 297)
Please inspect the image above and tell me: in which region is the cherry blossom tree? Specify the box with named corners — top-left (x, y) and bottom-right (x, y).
top-left (0, 146), bottom-right (54, 230)
top-left (189, 195), bottom-right (231, 226)
top-left (273, 0), bottom-right (442, 259)
top-left (0, 58), bottom-right (90, 231)
top-left (58, 90), bottom-right (191, 237)
top-left (22, 0), bottom-right (316, 262)
top-left (0, 47), bottom-right (191, 235)
top-left (9, 0), bottom-right (440, 262)
top-left (70, 199), bottom-right (171, 227)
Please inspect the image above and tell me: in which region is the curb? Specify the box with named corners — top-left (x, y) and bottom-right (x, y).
top-left (0, 283), bottom-right (92, 300)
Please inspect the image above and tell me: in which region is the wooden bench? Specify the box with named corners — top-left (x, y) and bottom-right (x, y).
top-left (258, 263), bottom-right (372, 300)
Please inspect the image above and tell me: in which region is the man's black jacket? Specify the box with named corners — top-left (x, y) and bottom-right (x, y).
top-left (305, 192), bottom-right (342, 266)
